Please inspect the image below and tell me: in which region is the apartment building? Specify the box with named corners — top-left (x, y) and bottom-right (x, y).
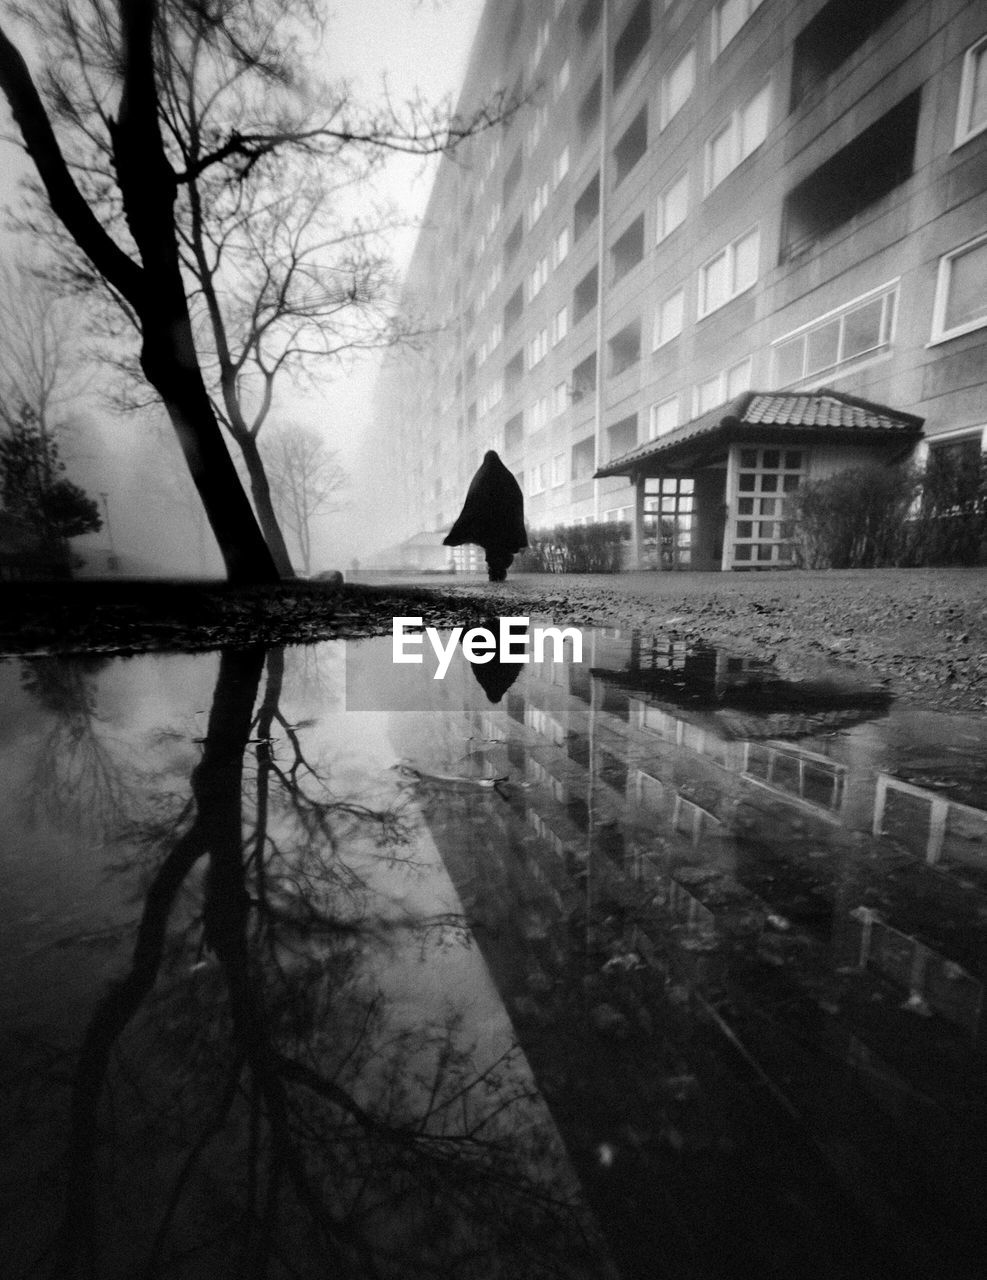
top-left (371, 0), bottom-right (987, 570)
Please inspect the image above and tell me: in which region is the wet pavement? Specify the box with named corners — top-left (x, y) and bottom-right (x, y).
top-left (2, 626), bottom-right (987, 1278)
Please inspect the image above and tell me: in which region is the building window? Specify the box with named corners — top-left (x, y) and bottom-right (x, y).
top-left (780, 92), bottom-right (920, 263)
top-left (528, 180), bottom-right (549, 228)
top-left (574, 171), bottom-right (600, 240)
top-left (528, 255), bottom-right (549, 301)
top-left (478, 377), bottom-right (503, 416)
top-left (502, 148), bottom-right (523, 203)
top-left (553, 145), bottom-right (570, 188)
top-left (527, 395), bottom-right (550, 433)
top-left (504, 0), bottom-right (524, 55)
top-left (695, 373), bottom-right (724, 415)
top-left (614, 106), bottom-right (648, 185)
top-left (727, 357), bottom-right (752, 398)
top-left (527, 462), bottom-right (549, 496)
top-left (609, 319), bottom-right (641, 376)
top-left (552, 305), bottom-right (569, 345)
top-left (573, 264), bottom-right (599, 324)
top-left (613, 0), bottom-right (652, 93)
top-left (504, 283), bottom-right (524, 332)
top-left (578, 0), bottom-right (602, 43)
top-left (504, 215), bottom-right (523, 267)
top-left (572, 436), bottom-right (596, 480)
top-left (698, 227), bottom-right (759, 317)
top-left (554, 58), bottom-right (571, 101)
top-left (704, 81), bottom-right (770, 194)
top-left (571, 352), bottom-right (597, 400)
top-left (579, 75), bottom-right (603, 143)
top-left (649, 395), bottom-right (680, 438)
top-left (931, 234), bottom-right (987, 343)
top-left (656, 170), bottom-right (689, 241)
top-left (526, 103), bottom-right (548, 157)
top-left (552, 452), bottom-right (567, 486)
top-left (611, 214), bottom-right (645, 282)
top-left (553, 225), bottom-right (570, 268)
top-left (661, 44), bottom-right (695, 128)
top-left (956, 35), bottom-right (987, 148)
top-left (653, 286), bottom-right (685, 348)
top-left (694, 358), bottom-right (751, 415)
top-left (790, 0), bottom-right (907, 110)
top-left (711, 0), bottom-right (764, 61)
top-left (528, 328), bottom-right (549, 369)
top-left (504, 348), bottom-right (524, 393)
top-left (552, 381), bottom-right (568, 417)
top-left (504, 411), bottom-right (524, 453)
top-left (773, 280), bottom-right (898, 382)
top-left (608, 414), bottom-right (638, 459)
top-left (528, 19), bottom-right (550, 78)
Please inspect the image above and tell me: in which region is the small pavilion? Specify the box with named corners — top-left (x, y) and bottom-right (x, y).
top-left (593, 388), bottom-right (924, 570)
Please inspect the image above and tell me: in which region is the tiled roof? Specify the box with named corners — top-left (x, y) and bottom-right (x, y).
top-left (595, 388), bottom-right (924, 478)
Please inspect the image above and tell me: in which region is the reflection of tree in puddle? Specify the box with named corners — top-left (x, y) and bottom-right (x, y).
top-left (25, 648), bottom-right (601, 1280)
top-left (19, 658), bottom-right (143, 837)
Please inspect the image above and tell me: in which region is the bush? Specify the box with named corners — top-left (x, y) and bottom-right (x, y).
top-left (515, 522), bottom-right (629, 573)
top-left (789, 452), bottom-right (987, 569)
top-left (911, 443), bottom-right (987, 565)
top-left (788, 463), bottom-right (919, 568)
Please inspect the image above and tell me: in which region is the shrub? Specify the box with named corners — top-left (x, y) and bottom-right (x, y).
top-left (788, 462), bottom-right (919, 568)
top-left (515, 521), bottom-right (629, 573)
top-left (911, 443), bottom-right (987, 565)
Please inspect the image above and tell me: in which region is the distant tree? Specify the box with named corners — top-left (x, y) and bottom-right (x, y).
top-left (0, 258), bottom-right (88, 442)
top-left (0, 406), bottom-right (102, 547)
top-left (264, 422), bottom-right (348, 576)
top-left (0, 0), bottom-right (519, 582)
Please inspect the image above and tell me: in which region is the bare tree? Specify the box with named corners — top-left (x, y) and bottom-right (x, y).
top-left (0, 0), bottom-right (519, 582)
top-left (0, 258), bottom-right (87, 439)
top-left (263, 421), bottom-right (347, 575)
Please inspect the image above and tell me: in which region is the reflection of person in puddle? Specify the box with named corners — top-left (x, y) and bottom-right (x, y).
top-left (443, 451), bottom-right (527, 582)
top-left (464, 618), bottom-right (524, 703)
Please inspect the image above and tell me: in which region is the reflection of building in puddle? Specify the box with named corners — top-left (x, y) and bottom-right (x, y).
top-left (393, 627), bottom-right (987, 1277)
top-left (874, 773), bottom-right (987, 870)
top-left (842, 906), bottom-right (983, 1036)
top-left (742, 741), bottom-right (847, 820)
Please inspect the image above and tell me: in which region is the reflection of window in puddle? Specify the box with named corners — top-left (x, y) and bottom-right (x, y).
top-left (874, 774), bottom-right (987, 869)
top-left (742, 742), bottom-right (846, 816)
top-left (525, 756), bottom-right (567, 803)
top-left (635, 769), bottom-right (665, 813)
top-left (595, 749), bottom-right (628, 793)
top-left (526, 807), bottom-right (567, 860)
top-left (848, 907), bottom-right (983, 1036)
top-left (525, 703), bottom-right (566, 745)
top-left (679, 721), bottom-right (731, 768)
top-left (673, 794), bottom-right (725, 845)
top-left (667, 878), bottom-right (717, 935)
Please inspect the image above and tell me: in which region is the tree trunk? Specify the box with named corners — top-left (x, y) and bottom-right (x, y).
top-left (238, 432), bottom-right (297, 578)
top-left (139, 325), bottom-right (281, 584)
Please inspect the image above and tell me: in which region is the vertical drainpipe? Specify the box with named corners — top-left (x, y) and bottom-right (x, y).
top-left (592, 0), bottom-right (611, 523)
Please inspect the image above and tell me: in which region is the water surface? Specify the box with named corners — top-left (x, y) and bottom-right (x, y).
top-left (2, 629), bottom-right (986, 1279)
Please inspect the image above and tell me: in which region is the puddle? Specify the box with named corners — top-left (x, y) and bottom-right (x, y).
top-left (1, 628), bottom-right (986, 1279)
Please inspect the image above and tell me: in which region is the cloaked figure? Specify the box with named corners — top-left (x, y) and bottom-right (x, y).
top-left (443, 450), bottom-right (528, 582)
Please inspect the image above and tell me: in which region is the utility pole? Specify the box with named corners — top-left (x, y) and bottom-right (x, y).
top-left (593, 0), bottom-right (611, 523)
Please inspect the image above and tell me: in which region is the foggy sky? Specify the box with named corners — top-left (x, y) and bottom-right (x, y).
top-left (0, 0), bottom-right (484, 576)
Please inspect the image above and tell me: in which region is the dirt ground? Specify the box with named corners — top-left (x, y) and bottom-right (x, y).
top-left (3, 566), bottom-right (986, 714)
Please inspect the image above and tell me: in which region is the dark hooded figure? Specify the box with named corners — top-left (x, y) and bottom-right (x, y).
top-left (443, 450), bottom-right (527, 582)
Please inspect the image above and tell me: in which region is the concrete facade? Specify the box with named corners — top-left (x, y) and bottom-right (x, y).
top-left (371, 0), bottom-right (987, 569)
